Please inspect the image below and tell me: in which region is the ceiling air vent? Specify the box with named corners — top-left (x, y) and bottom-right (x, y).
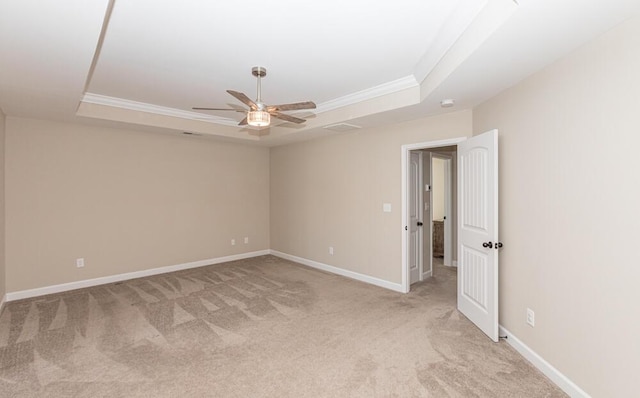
top-left (323, 123), bottom-right (362, 132)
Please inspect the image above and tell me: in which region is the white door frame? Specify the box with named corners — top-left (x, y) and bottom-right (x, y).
top-left (401, 137), bottom-right (466, 293)
top-left (425, 151), bottom-right (434, 280)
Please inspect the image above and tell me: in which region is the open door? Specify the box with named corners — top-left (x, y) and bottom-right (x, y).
top-left (408, 151), bottom-right (423, 285)
top-left (457, 129), bottom-right (499, 342)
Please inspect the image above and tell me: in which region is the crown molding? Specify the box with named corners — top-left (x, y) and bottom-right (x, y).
top-left (80, 93), bottom-right (239, 127)
top-left (82, 75), bottom-right (419, 130)
top-left (413, 0), bottom-right (487, 83)
top-left (315, 75), bottom-right (419, 114)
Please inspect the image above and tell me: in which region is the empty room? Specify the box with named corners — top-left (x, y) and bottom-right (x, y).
top-left (0, 0), bottom-right (638, 396)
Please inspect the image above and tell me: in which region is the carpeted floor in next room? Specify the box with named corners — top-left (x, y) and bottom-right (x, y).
top-left (0, 255), bottom-right (565, 397)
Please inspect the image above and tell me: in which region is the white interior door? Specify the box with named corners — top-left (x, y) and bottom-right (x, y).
top-left (409, 151), bottom-right (423, 285)
top-left (457, 129), bottom-right (499, 342)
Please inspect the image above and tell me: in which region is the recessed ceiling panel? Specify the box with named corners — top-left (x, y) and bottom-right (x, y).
top-left (87, 0), bottom-right (462, 111)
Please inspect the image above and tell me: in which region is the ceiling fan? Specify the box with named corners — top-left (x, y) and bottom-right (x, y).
top-left (193, 66), bottom-right (316, 127)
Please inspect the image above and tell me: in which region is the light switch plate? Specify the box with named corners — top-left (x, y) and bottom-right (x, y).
top-left (383, 203), bottom-right (391, 213)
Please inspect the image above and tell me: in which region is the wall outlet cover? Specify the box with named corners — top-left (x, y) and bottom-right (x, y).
top-left (526, 308), bottom-right (535, 327)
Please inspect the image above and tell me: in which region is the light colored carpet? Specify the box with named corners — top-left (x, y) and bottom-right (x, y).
top-left (0, 255), bottom-right (565, 397)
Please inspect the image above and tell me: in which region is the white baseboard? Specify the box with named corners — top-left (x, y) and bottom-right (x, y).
top-left (499, 326), bottom-right (590, 398)
top-left (0, 294), bottom-right (6, 313)
top-left (422, 270), bottom-right (432, 279)
top-left (270, 250), bottom-right (404, 293)
top-left (6, 250), bottom-right (270, 302)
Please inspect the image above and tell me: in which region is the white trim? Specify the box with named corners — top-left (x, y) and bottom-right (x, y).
top-left (401, 137), bottom-right (467, 293)
top-left (401, 143), bottom-right (409, 292)
top-left (412, 0), bottom-right (487, 82)
top-left (316, 75), bottom-right (418, 114)
top-left (452, 260), bottom-right (458, 267)
top-left (418, 151), bottom-right (424, 281)
top-left (499, 325), bottom-right (590, 398)
top-left (5, 250), bottom-right (270, 302)
top-left (428, 151), bottom-right (434, 278)
top-left (422, 270), bottom-right (432, 279)
top-left (81, 93), bottom-right (239, 127)
top-left (413, 151), bottom-right (424, 283)
top-left (270, 250), bottom-right (404, 293)
top-left (0, 294), bottom-right (6, 313)
top-left (86, 76), bottom-right (418, 124)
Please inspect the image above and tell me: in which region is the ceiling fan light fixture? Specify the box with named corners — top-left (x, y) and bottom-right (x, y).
top-left (247, 110), bottom-right (270, 127)
top-left (193, 66), bottom-right (315, 128)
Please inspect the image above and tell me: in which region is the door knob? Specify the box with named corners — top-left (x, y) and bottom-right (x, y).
top-left (417, 221), bottom-right (423, 226)
top-left (482, 242), bottom-right (493, 248)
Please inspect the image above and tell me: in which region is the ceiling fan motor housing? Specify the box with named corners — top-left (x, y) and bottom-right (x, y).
top-left (252, 66), bottom-right (267, 78)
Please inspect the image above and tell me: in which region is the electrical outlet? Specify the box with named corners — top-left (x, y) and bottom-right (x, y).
top-left (76, 258), bottom-right (85, 268)
top-left (329, 247), bottom-right (334, 255)
top-left (526, 308), bottom-right (535, 327)
top-left (244, 237), bottom-right (249, 244)
top-left (231, 239), bottom-right (236, 246)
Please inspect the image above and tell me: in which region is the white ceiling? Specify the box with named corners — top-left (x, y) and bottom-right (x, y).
top-left (0, 0), bottom-right (638, 146)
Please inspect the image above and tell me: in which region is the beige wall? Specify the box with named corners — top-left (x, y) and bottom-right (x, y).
top-left (0, 110), bottom-right (5, 303)
top-left (270, 111), bottom-right (472, 284)
top-left (5, 117), bottom-right (270, 292)
top-left (474, 16), bottom-right (640, 397)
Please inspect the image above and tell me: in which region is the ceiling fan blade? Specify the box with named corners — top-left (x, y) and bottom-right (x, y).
top-left (238, 116), bottom-right (248, 126)
top-left (267, 101), bottom-right (316, 112)
top-left (192, 107), bottom-right (245, 112)
top-left (227, 90), bottom-right (258, 110)
top-left (270, 111), bottom-right (306, 124)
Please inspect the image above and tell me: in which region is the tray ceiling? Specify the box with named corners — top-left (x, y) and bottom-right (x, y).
top-left (1, 0), bottom-right (638, 146)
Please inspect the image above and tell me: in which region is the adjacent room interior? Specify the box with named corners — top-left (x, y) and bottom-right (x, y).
top-left (0, 1), bottom-right (639, 396)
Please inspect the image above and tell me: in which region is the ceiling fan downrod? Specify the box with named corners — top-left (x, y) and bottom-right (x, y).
top-left (252, 66), bottom-right (266, 107)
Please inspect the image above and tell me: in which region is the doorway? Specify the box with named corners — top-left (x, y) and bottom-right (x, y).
top-left (430, 152), bottom-right (454, 271)
top-left (401, 131), bottom-right (500, 342)
top-left (412, 149), bottom-right (456, 285)
top-left (402, 137), bottom-right (464, 291)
